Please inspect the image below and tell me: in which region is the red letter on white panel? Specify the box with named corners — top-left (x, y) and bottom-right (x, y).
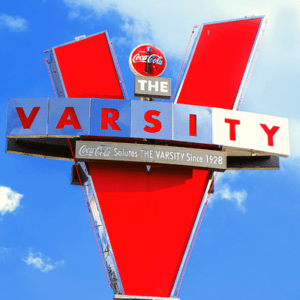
top-left (225, 118), bottom-right (240, 141)
top-left (260, 124), bottom-right (280, 146)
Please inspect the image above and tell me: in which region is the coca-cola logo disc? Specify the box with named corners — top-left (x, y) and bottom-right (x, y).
top-left (129, 44), bottom-right (167, 77)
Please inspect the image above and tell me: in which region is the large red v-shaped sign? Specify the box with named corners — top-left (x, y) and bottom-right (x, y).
top-left (49, 16), bottom-right (265, 298)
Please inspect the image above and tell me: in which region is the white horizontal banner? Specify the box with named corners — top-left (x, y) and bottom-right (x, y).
top-left (212, 108), bottom-right (290, 157)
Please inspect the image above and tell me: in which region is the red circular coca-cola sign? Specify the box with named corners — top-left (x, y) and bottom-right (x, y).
top-left (129, 44), bottom-right (167, 77)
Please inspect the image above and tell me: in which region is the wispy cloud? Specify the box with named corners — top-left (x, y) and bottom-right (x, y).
top-left (62, 0), bottom-right (300, 124)
top-left (0, 247), bottom-right (9, 259)
top-left (209, 171), bottom-right (247, 213)
top-left (120, 17), bottom-right (153, 46)
top-left (0, 14), bottom-right (28, 32)
top-left (0, 246), bottom-right (9, 253)
top-left (63, 0), bottom-right (300, 60)
top-left (23, 249), bottom-right (64, 272)
top-left (0, 186), bottom-right (23, 216)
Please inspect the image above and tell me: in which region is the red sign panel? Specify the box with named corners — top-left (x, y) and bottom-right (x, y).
top-left (52, 31), bottom-right (125, 99)
top-left (129, 44), bottom-right (167, 77)
top-left (88, 162), bottom-right (210, 297)
top-left (175, 17), bottom-right (264, 109)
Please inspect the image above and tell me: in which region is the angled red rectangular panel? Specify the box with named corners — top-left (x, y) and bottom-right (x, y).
top-left (88, 161), bottom-right (211, 297)
top-left (52, 31), bottom-right (125, 99)
top-left (175, 16), bottom-right (265, 109)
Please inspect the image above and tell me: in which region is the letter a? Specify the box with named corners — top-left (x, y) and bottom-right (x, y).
top-left (56, 107), bottom-right (81, 129)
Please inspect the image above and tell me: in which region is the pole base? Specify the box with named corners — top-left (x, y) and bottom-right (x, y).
top-left (113, 296), bottom-right (180, 300)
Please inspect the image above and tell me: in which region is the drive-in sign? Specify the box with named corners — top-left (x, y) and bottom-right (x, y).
top-left (5, 15), bottom-right (289, 300)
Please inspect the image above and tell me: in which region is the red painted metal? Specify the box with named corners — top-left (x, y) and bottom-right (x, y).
top-left (88, 161), bottom-right (210, 297)
top-left (176, 18), bottom-right (262, 109)
top-left (53, 32), bottom-right (124, 99)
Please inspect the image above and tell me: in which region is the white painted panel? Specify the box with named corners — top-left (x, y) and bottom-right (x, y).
top-left (212, 108), bottom-right (290, 157)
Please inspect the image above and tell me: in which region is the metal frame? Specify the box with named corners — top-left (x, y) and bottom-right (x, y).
top-left (173, 25), bottom-right (203, 103)
top-left (79, 162), bottom-right (124, 294)
top-left (105, 30), bottom-right (128, 100)
top-left (233, 15), bottom-right (266, 110)
top-left (49, 30), bottom-right (127, 100)
top-left (173, 15), bottom-right (266, 109)
top-left (170, 171), bottom-right (214, 297)
top-left (49, 51), bottom-right (68, 98)
top-left (51, 30), bottom-right (108, 50)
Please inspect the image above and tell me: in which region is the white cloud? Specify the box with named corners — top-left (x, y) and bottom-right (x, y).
top-left (0, 14), bottom-right (28, 31)
top-left (209, 171), bottom-right (247, 213)
top-left (23, 249), bottom-right (64, 272)
top-left (120, 17), bottom-right (153, 46)
top-left (0, 246), bottom-right (9, 253)
top-left (63, 0), bottom-right (300, 60)
top-left (0, 186), bottom-right (23, 216)
top-left (0, 247), bottom-right (9, 259)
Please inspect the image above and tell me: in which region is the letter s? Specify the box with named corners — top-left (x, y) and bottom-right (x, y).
top-left (143, 110), bottom-right (162, 133)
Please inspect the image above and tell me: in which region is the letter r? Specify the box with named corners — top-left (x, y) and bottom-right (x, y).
top-left (101, 108), bottom-right (121, 131)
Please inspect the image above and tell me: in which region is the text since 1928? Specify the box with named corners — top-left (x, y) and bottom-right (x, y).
top-left (76, 141), bottom-right (226, 171)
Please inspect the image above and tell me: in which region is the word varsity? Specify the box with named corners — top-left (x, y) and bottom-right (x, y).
top-left (6, 98), bottom-right (289, 157)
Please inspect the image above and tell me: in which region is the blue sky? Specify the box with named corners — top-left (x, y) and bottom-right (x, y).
top-left (1, 1), bottom-right (300, 300)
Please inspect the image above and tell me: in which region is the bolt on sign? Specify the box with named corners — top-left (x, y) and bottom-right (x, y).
top-left (5, 16), bottom-right (290, 300)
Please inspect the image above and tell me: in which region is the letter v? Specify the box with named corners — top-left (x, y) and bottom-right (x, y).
top-left (16, 107), bottom-right (40, 129)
